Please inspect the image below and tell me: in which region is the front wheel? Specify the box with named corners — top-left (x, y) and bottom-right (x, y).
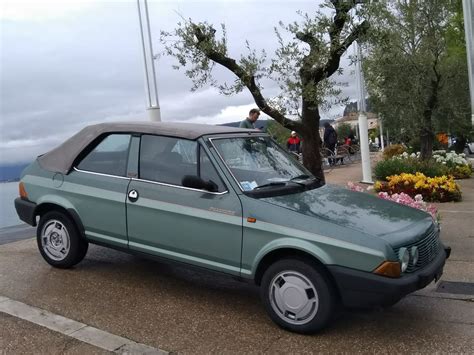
top-left (260, 258), bottom-right (336, 334)
top-left (37, 211), bottom-right (88, 268)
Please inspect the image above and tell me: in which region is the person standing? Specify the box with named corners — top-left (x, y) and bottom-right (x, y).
top-left (287, 131), bottom-right (301, 153)
top-left (240, 108), bottom-right (260, 129)
top-left (323, 122), bottom-right (337, 165)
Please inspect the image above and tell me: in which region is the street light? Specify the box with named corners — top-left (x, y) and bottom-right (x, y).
top-left (355, 41), bottom-right (373, 184)
top-left (137, 0), bottom-right (161, 121)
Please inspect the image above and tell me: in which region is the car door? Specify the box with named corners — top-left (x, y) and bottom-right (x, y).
top-left (126, 134), bottom-right (243, 275)
top-left (64, 133), bottom-right (131, 247)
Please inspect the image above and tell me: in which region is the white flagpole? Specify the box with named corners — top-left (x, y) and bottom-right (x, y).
top-left (137, 0), bottom-right (161, 121)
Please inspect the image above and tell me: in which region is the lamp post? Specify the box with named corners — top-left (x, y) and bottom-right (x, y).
top-left (137, 0), bottom-right (161, 121)
top-left (462, 0), bottom-right (474, 126)
top-left (355, 41), bottom-right (373, 184)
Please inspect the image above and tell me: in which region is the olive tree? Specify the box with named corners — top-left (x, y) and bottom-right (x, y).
top-left (363, 0), bottom-right (470, 159)
top-left (160, 0), bottom-right (370, 181)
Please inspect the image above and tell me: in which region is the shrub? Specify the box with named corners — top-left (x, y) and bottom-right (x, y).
top-left (416, 159), bottom-right (450, 178)
top-left (451, 164), bottom-right (473, 179)
top-left (383, 144), bottom-right (406, 160)
top-left (374, 157), bottom-right (448, 180)
top-left (374, 173), bottom-right (462, 202)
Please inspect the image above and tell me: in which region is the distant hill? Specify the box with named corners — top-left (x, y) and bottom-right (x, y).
top-left (0, 163), bottom-right (29, 182)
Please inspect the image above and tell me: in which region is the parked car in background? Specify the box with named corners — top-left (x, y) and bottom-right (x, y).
top-left (465, 141), bottom-right (474, 155)
top-left (15, 122), bottom-right (450, 334)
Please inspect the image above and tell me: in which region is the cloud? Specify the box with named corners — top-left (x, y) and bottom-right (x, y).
top-left (0, 0), bottom-right (97, 22)
top-left (0, 0), bottom-right (362, 165)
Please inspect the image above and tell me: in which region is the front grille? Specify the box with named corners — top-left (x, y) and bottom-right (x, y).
top-left (393, 226), bottom-right (442, 273)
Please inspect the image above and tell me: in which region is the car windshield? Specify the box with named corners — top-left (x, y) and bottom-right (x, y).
top-left (212, 136), bottom-right (317, 192)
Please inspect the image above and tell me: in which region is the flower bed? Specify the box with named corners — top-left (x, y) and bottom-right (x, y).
top-left (374, 173), bottom-right (462, 202)
top-left (375, 149), bottom-right (472, 180)
top-left (432, 150), bottom-right (472, 179)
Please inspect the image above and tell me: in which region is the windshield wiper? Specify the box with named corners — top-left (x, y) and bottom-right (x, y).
top-left (253, 182), bottom-right (287, 190)
top-left (290, 174), bottom-right (311, 181)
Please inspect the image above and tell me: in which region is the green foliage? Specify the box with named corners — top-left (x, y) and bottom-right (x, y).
top-left (266, 120), bottom-right (292, 146)
top-left (336, 123), bottom-right (353, 140)
top-left (374, 158), bottom-right (448, 180)
top-left (363, 0), bottom-right (471, 158)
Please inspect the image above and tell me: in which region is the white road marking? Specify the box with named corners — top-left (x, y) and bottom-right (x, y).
top-left (0, 296), bottom-right (167, 354)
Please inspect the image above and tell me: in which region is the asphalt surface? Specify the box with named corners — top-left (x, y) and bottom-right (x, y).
top-left (1, 160), bottom-right (473, 353)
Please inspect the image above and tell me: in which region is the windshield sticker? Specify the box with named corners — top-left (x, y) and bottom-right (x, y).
top-left (241, 181), bottom-right (258, 191)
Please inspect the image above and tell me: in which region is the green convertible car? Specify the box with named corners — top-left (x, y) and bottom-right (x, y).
top-left (15, 122), bottom-right (450, 333)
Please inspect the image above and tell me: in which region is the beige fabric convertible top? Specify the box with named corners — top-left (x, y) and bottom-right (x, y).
top-left (37, 121), bottom-right (259, 174)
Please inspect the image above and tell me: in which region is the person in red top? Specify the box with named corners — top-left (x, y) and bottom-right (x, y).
top-left (287, 131), bottom-right (301, 153)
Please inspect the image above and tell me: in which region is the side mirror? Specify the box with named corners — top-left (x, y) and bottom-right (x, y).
top-left (182, 175), bottom-right (218, 192)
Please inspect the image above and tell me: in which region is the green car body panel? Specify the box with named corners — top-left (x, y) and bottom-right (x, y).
top-left (15, 123), bottom-right (449, 312)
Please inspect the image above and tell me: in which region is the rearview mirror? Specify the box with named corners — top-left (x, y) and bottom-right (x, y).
top-left (182, 175), bottom-right (218, 192)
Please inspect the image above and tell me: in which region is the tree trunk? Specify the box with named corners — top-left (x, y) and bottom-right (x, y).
top-left (300, 100), bottom-right (324, 182)
top-left (419, 125), bottom-right (434, 160)
top-left (419, 78), bottom-right (439, 160)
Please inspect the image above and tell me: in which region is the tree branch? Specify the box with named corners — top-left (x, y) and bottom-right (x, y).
top-left (192, 25), bottom-right (301, 130)
top-left (329, 0), bottom-right (354, 49)
top-left (312, 20), bottom-right (369, 83)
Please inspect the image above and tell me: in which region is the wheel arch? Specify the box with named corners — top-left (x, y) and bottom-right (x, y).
top-left (253, 247), bottom-right (339, 296)
top-left (34, 203), bottom-right (86, 239)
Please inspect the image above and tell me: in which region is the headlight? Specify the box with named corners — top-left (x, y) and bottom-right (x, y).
top-left (410, 246), bottom-right (419, 266)
top-left (398, 247), bottom-right (409, 273)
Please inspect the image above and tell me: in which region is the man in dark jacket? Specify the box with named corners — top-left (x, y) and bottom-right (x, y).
top-left (323, 122), bottom-right (337, 165)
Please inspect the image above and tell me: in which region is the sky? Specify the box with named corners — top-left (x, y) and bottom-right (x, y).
top-left (0, 0), bottom-right (361, 165)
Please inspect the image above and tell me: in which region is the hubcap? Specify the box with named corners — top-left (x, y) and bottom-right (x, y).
top-left (269, 271), bottom-right (319, 325)
top-left (40, 220), bottom-right (70, 261)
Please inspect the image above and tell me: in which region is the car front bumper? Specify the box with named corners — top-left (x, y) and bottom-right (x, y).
top-left (328, 246), bottom-right (450, 308)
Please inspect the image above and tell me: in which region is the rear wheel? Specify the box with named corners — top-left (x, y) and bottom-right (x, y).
top-left (260, 258), bottom-right (336, 334)
top-left (37, 211), bottom-right (88, 268)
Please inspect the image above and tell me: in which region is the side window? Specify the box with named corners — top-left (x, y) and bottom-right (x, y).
top-left (172, 140), bottom-right (196, 164)
top-left (140, 135), bottom-right (197, 186)
top-left (139, 135), bottom-right (226, 192)
top-left (77, 134), bottom-right (131, 177)
top-left (199, 146), bottom-right (226, 192)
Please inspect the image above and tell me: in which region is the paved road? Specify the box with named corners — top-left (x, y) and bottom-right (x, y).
top-left (1, 162), bottom-right (473, 353)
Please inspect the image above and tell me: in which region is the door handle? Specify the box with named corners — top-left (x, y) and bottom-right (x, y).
top-left (128, 189), bottom-right (139, 202)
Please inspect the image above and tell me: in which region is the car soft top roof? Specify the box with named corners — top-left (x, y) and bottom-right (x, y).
top-left (37, 121), bottom-right (260, 174)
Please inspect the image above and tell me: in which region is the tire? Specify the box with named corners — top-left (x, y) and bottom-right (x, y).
top-left (37, 211), bottom-right (88, 268)
top-left (260, 258), bottom-right (336, 334)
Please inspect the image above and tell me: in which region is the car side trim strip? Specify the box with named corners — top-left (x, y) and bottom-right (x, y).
top-left (130, 178), bottom-right (228, 195)
top-left (73, 167), bottom-right (130, 180)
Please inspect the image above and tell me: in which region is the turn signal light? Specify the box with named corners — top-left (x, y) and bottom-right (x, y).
top-left (19, 182), bottom-right (28, 199)
top-left (373, 261), bottom-right (401, 278)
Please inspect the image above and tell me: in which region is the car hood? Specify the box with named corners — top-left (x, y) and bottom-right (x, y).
top-left (260, 184), bottom-right (434, 246)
